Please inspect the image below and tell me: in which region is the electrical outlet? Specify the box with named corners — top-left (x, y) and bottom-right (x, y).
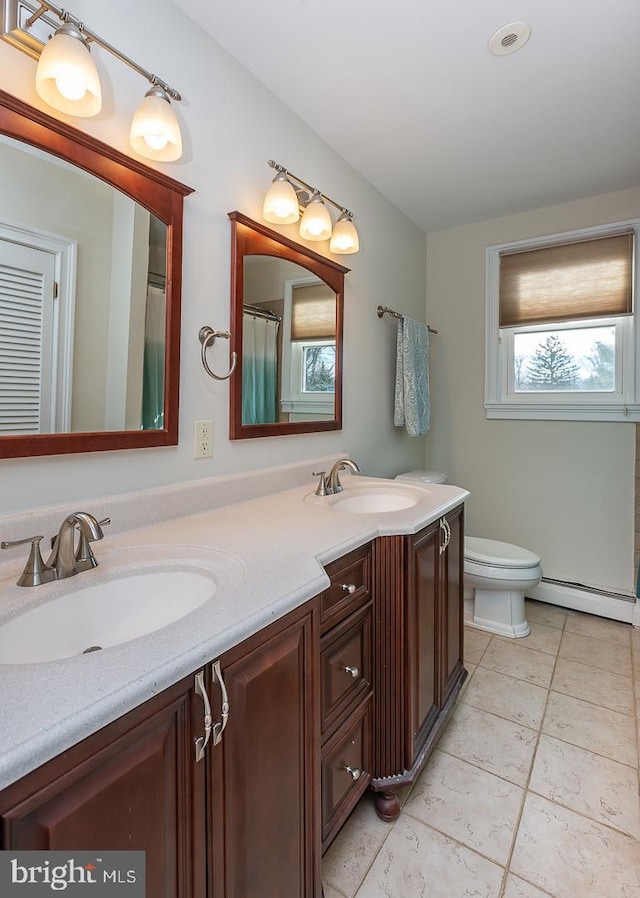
top-left (194, 420), bottom-right (213, 459)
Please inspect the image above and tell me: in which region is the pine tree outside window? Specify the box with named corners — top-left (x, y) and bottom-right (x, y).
top-left (484, 221), bottom-right (640, 421)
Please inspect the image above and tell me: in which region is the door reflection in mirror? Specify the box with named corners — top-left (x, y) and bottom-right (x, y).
top-left (0, 134), bottom-right (167, 435)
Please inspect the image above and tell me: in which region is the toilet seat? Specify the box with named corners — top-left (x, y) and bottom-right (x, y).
top-left (465, 537), bottom-right (540, 570)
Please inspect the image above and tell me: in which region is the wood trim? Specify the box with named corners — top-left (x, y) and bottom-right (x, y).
top-left (0, 89), bottom-right (193, 458)
top-left (370, 535), bottom-right (405, 779)
top-left (228, 211), bottom-right (347, 440)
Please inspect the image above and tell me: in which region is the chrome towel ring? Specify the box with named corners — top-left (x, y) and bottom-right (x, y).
top-left (198, 326), bottom-right (237, 381)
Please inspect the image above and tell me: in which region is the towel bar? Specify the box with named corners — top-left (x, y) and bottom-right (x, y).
top-left (376, 305), bottom-right (438, 334)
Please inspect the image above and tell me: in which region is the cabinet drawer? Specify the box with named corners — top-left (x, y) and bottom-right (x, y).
top-left (320, 543), bottom-right (371, 632)
top-left (321, 700), bottom-right (372, 849)
top-left (321, 604), bottom-right (372, 738)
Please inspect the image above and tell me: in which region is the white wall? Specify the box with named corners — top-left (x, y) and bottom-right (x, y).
top-left (0, 0), bottom-right (427, 513)
top-left (425, 188), bottom-right (639, 594)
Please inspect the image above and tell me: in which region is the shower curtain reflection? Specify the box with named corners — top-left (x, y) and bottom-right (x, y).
top-left (141, 285), bottom-right (165, 430)
top-left (242, 312), bottom-right (279, 424)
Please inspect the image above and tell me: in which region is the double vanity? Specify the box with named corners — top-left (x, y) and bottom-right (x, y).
top-left (0, 459), bottom-right (468, 897)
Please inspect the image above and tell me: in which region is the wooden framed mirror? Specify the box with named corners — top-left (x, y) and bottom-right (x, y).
top-left (0, 89), bottom-right (193, 459)
top-left (229, 211), bottom-right (349, 440)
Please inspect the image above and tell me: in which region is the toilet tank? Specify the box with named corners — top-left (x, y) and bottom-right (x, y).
top-left (395, 469), bottom-right (447, 484)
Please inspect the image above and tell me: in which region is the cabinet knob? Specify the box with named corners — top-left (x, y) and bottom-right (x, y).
top-left (341, 583), bottom-right (356, 594)
top-left (344, 765), bottom-right (362, 780)
top-left (343, 665), bottom-right (360, 678)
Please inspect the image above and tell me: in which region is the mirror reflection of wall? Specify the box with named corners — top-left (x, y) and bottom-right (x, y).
top-left (0, 135), bottom-right (167, 436)
top-left (242, 255), bottom-right (336, 426)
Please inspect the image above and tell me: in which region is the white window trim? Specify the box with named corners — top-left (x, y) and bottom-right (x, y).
top-left (281, 338), bottom-right (335, 417)
top-left (484, 219), bottom-right (640, 422)
top-left (280, 273), bottom-right (336, 418)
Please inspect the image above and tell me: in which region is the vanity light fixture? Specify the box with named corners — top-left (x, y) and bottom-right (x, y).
top-left (1, 0), bottom-right (183, 161)
top-left (262, 159), bottom-right (360, 254)
top-left (35, 21), bottom-right (101, 115)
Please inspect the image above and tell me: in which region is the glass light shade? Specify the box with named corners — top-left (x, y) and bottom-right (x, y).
top-left (263, 176), bottom-right (299, 224)
top-left (35, 27), bottom-right (102, 117)
top-left (130, 88), bottom-right (182, 162)
top-left (299, 197), bottom-right (332, 241)
top-left (329, 215), bottom-right (359, 254)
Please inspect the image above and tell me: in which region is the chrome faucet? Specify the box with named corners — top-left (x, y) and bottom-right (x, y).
top-left (1, 511), bottom-right (109, 587)
top-left (47, 512), bottom-right (106, 580)
top-left (327, 458), bottom-right (361, 494)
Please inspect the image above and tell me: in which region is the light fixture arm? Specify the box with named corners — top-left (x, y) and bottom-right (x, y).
top-left (25, 1), bottom-right (181, 101)
top-left (268, 159), bottom-right (353, 219)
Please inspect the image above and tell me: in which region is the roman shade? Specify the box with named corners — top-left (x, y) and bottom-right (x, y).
top-left (499, 231), bottom-right (633, 328)
top-left (290, 283), bottom-right (336, 341)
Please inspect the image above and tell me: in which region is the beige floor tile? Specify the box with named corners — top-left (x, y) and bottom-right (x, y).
top-left (542, 691), bottom-right (638, 768)
top-left (464, 628), bottom-right (491, 664)
top-left (404, 749), bottom-right (523, 864)
top-left (529, 734), bottom-right (640, 837)
top-left (459, 662), bottom-right (476, 695)
top-left (461, 666), bottom-right (548, 730)
top-left (323, 884), bottom-right (348, 898)
top-left (510, 793), bottom-right (640, 898)
top-left (564, 611), bottom-right (632, 646)
top-left (503, 874), bottom-right (557, 898)
top-left (480, 639), bottom-right (556, 688)
top-left (354, 814), bottom-right (504, 898)
top-left (559, 630), bottom-right (632, 677)
top-left (495, 621), bottom-right (562, 656)
top-left (438, 702), bottom-right (537, 787)
top-left (524, 600), bottom-right (567, 631)
top-left (551, 657), bottom-right (634, 716)
top-left (322, 793), bottom-right (392, 897)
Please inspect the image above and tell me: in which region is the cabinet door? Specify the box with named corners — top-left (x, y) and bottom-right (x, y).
top-left (209, 604), bottom-right (319, 898)
top-left (439, 505), bottom-right (465, 707)
top-left (0, 675), bottom-right (206, 898)
top-left (404, 519), bottom-right (440, 765)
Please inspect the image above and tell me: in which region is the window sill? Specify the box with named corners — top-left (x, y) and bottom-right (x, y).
top-left (484, 401), bottom-right (640, 422)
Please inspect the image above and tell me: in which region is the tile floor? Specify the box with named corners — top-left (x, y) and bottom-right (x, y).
top-left (322, 600), bottom-right (640, 898)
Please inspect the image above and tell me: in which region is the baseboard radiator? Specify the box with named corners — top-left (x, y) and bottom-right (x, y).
top-left (529, 577), bottom-right (638, 625)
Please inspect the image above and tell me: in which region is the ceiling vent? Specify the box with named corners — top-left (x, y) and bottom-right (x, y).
top-left (488, 22), bottom-right (531, 56)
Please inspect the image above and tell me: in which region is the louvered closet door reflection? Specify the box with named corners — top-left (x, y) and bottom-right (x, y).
top-left (0, 240), bottom-right (56, 434)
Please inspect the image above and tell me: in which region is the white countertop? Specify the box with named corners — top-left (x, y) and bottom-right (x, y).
top-left (0, 466), bottom-right (469, 790)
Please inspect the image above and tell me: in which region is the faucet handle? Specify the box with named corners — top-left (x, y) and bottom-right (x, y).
top-left (312, 471), bottom-right (330, 497)
top-left (1, 535), bottom-right (55, 587)
top-left (75, 517), bottom-right (110, 572)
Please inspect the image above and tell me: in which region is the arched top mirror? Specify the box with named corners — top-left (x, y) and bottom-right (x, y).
top-left (0, 89), bottom-right (193, 459)
top-left (229, 211), bottom-right (349, 440)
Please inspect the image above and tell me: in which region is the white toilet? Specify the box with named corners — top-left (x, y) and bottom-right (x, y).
top-left (395, 470), bottom-right (542, 638)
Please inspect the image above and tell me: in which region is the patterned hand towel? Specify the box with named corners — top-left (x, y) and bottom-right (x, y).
top-left (394, 316), bottom-right (430, 436)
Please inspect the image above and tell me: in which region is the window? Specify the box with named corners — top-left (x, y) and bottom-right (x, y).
top-left (485, 222), bottom-right (640, 421)
top-left (280, 277), bottom-right (336, 420)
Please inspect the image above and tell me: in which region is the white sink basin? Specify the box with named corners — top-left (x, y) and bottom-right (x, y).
top-left (310, 481), bottom-right (424, 514)
top-left (0, 566), bottom-right (219, 665)
top-left (330, 491), bottom-right (418, 513)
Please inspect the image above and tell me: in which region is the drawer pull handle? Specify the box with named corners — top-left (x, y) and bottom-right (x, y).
top-left (345, 765), bottom-right (362, 780)
top-left (343, 665), bottom-right (360, 678)
top-left (194, 670), bottom-right (213, 762)
top-left (341, 583), bottom-right (356, 594)
top-left (211, 659), bottom-right (230, 746)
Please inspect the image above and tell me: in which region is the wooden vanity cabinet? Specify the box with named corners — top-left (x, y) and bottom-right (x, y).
top-left (318, 544), bottom-right (373, 852)
top-left (371, 504), bottom-right (466, 821)
top-left (0, 601), bottom-right (321, 898)
top-left (0, 673), bottom-right (206, 898)
top-left (207, 600), bottom-right (320, 898)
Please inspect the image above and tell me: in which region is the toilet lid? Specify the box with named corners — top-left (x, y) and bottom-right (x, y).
top-left (395, 470), bottom-right (447, 484)
top-left (465, 537), bottom-right (540, 569)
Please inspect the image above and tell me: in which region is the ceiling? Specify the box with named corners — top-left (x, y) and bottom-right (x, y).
top-left (172, 0), bottom-right (640, 233)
